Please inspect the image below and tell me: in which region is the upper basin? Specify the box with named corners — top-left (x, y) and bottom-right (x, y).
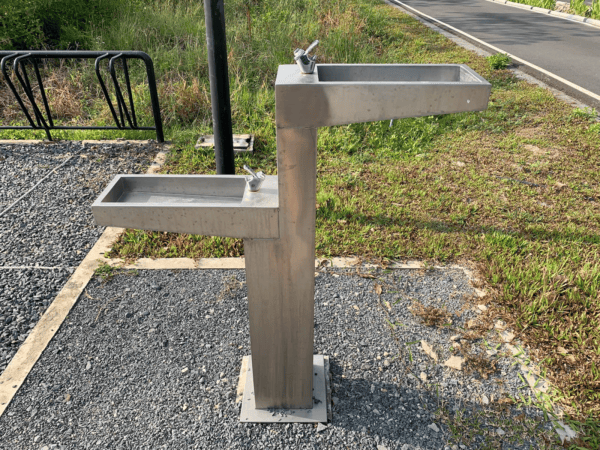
top-left (92, 175), bottom-right (279, 239)
top-left (275, 64), bottom-right (491, 128)
top-left (316, 64), bottom-right (480, 83)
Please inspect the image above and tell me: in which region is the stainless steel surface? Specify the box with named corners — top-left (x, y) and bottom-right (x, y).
top-left (275, 64), bottom-right (491, 128)
top-left (92, 60), bottom-right (490, 421)
top-left (244, 126), bottom-right (318, 409)
top-left (92, 175), bottom-right (279, 239)
top-left (243, 165), bottom-right (266, 192)
top-left (240, 355), bottom-right (328, 423)
top-left (293, 40), bottom-right (319, 74)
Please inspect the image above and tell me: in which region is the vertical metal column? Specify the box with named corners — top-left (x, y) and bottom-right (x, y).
top-left (244, 127), bottom-right (318, 409)
top-left (203, 0), bottom-right (235, 174)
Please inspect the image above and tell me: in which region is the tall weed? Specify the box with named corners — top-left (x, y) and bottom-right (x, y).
top-left (0, 0), bottom-right (123, 50)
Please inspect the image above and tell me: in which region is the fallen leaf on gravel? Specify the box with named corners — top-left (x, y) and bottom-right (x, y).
top-left (64, 394), bottom-right (71, 402)
top-left (374, 284), bottom-right (382, 296)
top-left (356, 267), bottom-right (376, 279)
top-left (494, 320), bottom-right (507, 331)
top-left (474, 288), bottom-right (486, 298)
top-left (444, 356), bottom-right (465, 371)
top-left (555, 181), bottom-right (567, 190)
top-left (501, 331), bottom-right (515, 343)
top-left (421, 340), bottom-right (438, 362)
top-left (554, 420), bottom-right (578, 444)
top-left (522, 368), bottom-right (549, 393)
top-left (428, 423), bottom-right (440, 433)
top-left (504, 343), bottom-right (519, 356)
top-left (420, 372), bottom-right (427, 382)
top-left (353, 305), bottom-right (359, 311)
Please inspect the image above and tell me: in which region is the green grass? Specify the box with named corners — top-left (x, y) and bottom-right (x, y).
top-left (507, 0), bottom-right (600, 20)
top-left (570, 0), bottom-right (600, 19)
top-left (487, 53), bottom-right (512, 70)
top-left (509, 0), bottom-right (557, 10)
top-left (2, 0), bottom-right (600, 445)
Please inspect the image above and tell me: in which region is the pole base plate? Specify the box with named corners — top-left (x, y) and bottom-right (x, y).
top-left (195, 134), bottom-right (254, 153)
top-left (239, 355), bottom-right (329, 423)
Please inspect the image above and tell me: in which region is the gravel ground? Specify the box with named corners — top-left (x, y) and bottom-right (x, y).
top-left (0, 267), bottom-right (558, 449)
top-left (0, 141), bottom-right (157, 373)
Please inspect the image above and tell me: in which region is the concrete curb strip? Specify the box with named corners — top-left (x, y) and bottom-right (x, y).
top-left (103, 256), bottom-right (475, 272)
top-left (487, 0), bottom-right (600, 29)
top-left (388, 0), bottom-right (600, 110)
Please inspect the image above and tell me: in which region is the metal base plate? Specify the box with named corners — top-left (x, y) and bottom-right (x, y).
top-left (195, 134), bottom-right (254, 153)
top-left (239, 355), bottom-right (329, 423)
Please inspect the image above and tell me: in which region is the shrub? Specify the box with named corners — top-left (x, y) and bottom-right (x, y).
top-left (0, 0), bottom-right (122, 50)
top-left (487, 53), bottom-right (512, 70)
top-left (593, 0), bottom-right (600, 19)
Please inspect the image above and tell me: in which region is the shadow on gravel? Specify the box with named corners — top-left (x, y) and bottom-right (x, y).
top-left (328, 358), bottom-right (547, 449)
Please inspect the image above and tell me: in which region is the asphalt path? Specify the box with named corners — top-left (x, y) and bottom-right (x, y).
top-left (391, 0), bottom-right (600, 100)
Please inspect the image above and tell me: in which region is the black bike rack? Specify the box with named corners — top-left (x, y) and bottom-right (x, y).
top-left (0, 51), bottom-right (164, 142)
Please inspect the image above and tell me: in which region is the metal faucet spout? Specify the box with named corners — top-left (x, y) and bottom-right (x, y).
top-left (293, 40), bottom-right (319, 74)
top-left (243, 165), bottom-right (266, 192)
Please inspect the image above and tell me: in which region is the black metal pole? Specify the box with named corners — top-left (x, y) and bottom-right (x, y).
top-left (204, 0), bottom-right (235, 174)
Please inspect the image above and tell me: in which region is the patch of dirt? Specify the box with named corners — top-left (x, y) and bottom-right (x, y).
top-left (523, 144), bottom-right (559, 158)
top-left (409, 302), bottom-right (453, 328)
top-left (515, 127), bottom-right (544, 139)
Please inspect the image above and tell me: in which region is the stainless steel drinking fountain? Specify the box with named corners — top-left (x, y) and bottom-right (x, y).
top-left (92, 42), bottom-right (491, 424)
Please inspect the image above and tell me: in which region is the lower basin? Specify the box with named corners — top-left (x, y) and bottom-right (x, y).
top-left (92, 175), bottom-right (279, 239)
